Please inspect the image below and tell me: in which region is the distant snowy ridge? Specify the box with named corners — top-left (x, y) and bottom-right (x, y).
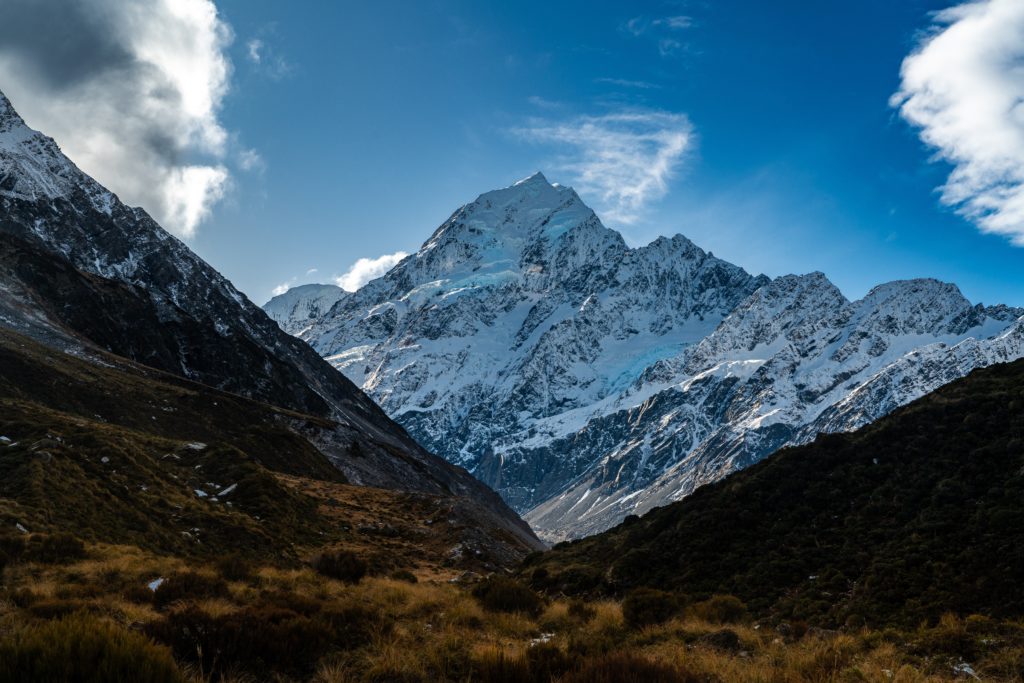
top-left (267, 173), bottom-right (1024, 541)
top-left (264, 283), bottom-right (347, 336)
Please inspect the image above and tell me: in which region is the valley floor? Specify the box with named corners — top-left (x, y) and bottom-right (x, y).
top-left (1, 539), bottom-right (1022, 682)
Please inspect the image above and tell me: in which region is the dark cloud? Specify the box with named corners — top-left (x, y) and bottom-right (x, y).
top-left (0, 0), bottom-right (235, 237)
top-left (0, 0), bottom-right (133, 90)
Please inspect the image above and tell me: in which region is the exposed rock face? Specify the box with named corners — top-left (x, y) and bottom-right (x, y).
top-left (270, 172), bottom-right (1024, 541)
top-left (0, 88), bottom-right (542, 556)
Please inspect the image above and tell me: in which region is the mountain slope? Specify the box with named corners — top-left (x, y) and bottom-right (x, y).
top-left (267, 173), bottom-right (1024, 540)
top-left (0, 88), bottom-right (541, 557)
top-left (522, 358), bottom-right (1024, 627)
top-left (0, 323), bottom-right (537, 571)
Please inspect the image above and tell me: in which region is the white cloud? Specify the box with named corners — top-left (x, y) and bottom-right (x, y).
top-left (271, 281), bottom-right (292, 297)
top-left (595, 78), bottom-right (661, 90)
top-left (245, 30), bottom-right (292, 80)
top-left (527, 95), bottom-right (561, 110)
top-left (654, 16), bottom-right (692, 30)
top-left (515, 111), bottom-right (694, 224)
top-left (892, 0), bottom-right (1024, 244)
top-left (0, 0), bottom-right (235, 238)
top-left (238, 148), bottom-right (265, 173)
top-left (246, 38), bottom-right (263, 64)
top-left (335, 252), bottom-right (409, 292)
top-left (624, 15), bottom-right (693, 38)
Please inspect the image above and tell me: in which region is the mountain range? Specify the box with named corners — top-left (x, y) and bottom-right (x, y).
top-left (0, 88), bottom-right (541, 565)
top-left (523, 357), bottom-right (1024, 627)
top-left (266, 172), bottom-right (1024, 541)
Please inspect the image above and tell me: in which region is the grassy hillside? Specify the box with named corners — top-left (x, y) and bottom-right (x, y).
top-left (522, 359), bottom-right (1024, 629)
top-left (0, 326), bottom-right (534, 569)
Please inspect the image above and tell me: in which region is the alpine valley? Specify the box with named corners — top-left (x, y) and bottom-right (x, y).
top-left (266, 172), bottom-right (1024, 541)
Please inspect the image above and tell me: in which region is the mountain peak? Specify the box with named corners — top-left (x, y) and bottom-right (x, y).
top-left (0, 89), bottom-right (33, 143)
top-left (513, 171), bottom-right (550, 187)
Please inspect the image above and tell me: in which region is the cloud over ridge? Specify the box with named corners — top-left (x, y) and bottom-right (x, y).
top-left (892, 0), bottom-right (1024, 244)
top-left (516, 110), bottom-right (693, 224)
top-left (336, 252), bottom-right (409, 292)
top-left (0, 0), bottom-right (236, 237)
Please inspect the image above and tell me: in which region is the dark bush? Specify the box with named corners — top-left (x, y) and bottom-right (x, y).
top-left (27, 598), bottom-right (88, 620)
top-left (698, 628), bottom-right (741, 652)
top-left (24, 533), bottom-right (86, 564)
top-left (390, 569), bottom-right (418, 583)
top-left (472, 576), bottom-right (544, 618)
top-left (148, 605), bottom-right (333, 678)
top-left (152, 572), bottom-right (229, 609)
top-left (471, 643), bottom-right (573, 683)
top-left (215, 554), bottom-right (253, 582)
top-left (690, 595), bottom-right (748, 624)
top-left (567, 599), bottom-right (596, 622)
top-left (148, 601), bottom-right (385, 678)
top-left (560, 652), bottom-right (701, 683)
top-left (0, 534), bottom-right (26, 562)
top-left (10, 588), bottom-right (38, 608)
top-left (0, 614), bottom-right (184, 683)
top-left (313, 549), bottom-right (367, 584)
top-left (320, 604), bottom-right (388, 647)
top-left (259, 589), bottom-right (322, 616)
top-left (622, 588), bottom-right (680, 629)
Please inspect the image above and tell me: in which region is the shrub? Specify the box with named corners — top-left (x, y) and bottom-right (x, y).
top-left (313, 550), bottom-right (367, 584)
top-left (148, 602), bottom-right (385, 678)
top-left (698, 628), bottom-right (741, 652)
top-left (27, 599), bottom-right (88, 620)
top-left (390, 569), bottom-right (418, 583)
top-left (690, 595), bottom-right (748, 624)
top-left (567, 599), bottom-right (596, 623)
top-left (472, 576), bottom-right (544, 618)
top-left (215, 554), bottom-right (253, 582)
top-left (0, 534), bottom-right (25, 570)
top-left (470, 643), bottom-right (572, 683)
top-left (0, 534), bottom-right (26, 561)
top-left (148, 605), bottom-right (334, 678)
top-left (0, 614), bottom-right (184, 683)
top-left (621, 588), bottom-right (680, 629)
top-left (24, 533), bottom-right (86, 564)
top-left (152, 572), bottom-right (229, 609)
top-left (560, 652), bottom-right (700, 683)
top-left (471, 649), bottom-right (531, 683)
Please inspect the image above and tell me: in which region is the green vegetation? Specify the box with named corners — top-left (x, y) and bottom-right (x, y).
top-left (524, 359), bottom-right (1024, 628)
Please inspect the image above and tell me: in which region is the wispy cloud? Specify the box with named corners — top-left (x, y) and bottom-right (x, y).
top-left (335, 252), bottom-right (409, 292)
top-left (238, 148), bottom-right (266, 173)
top-left (595, 77), bottom-right (661, 90)
top-left (514, 110), bottom-right (694, 224)
top-left (892, 0), bottom-right (1024, 244)
top-left (527, 95), bottom-right (561, 110)
top-left (655, 16), bottom-right (693, 30)
top-left (270, 267), bottom-right (321, 298)
top-left (623, 15), bottom-right (693, 36)
top-left (245, 30), bottom-right (292, 80)
top-left (0, 0), bottom-right (238, 238)
top-left (271, 280), bottom-right (294, 297)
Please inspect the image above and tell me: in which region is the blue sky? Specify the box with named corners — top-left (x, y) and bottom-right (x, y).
top-left (1, 0), bottom-right (1022, 306)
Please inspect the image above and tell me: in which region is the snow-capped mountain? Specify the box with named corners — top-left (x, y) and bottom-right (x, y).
top-left (0, 88), bottom-right (541, 556)
top-left (268, 174), bottom-right (1024, 541)
top-left (264, 283), bottom-right (347, 335)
